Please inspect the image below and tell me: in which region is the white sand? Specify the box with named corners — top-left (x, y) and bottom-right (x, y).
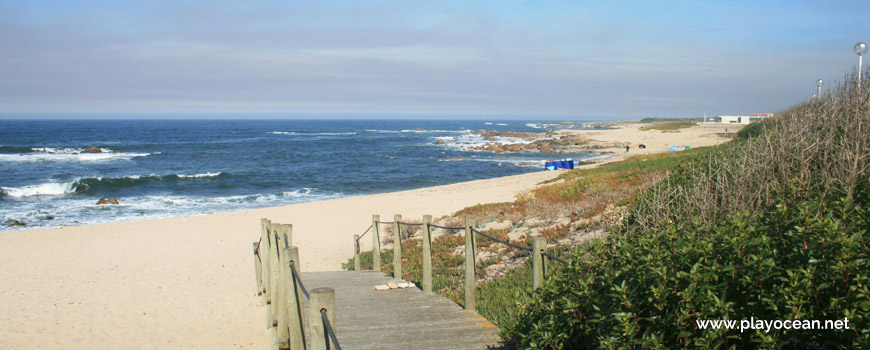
top-left (0, 122), bottom-right (738, 349)
top-left (563, 121), bottom-right (740, 165)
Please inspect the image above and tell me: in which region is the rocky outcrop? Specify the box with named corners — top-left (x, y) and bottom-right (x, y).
top-left (10, 219), bottom-right (26, 226)
top-left (434, 140), bottom-right (445, 145)
top-left (82, 147), bottom-right (103, 154)
top-left (468, 131), bottom-right (591, 154)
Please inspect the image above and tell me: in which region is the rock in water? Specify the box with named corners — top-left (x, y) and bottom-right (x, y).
top-left (10, 220), bottom-right (26, 226)
top-left (434, 139), bottom-right (445, 145)
top-left (82, 147), bottom-right (103, 153)
top-left (97, 198), bottom-right (120, 205)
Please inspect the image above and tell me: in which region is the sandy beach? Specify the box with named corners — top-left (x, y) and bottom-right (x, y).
top-left (0, 121), bottom-right (739, 349)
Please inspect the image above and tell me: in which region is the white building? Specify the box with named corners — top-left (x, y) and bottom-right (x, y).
top-left (716, 113), bottom-right (773, 124)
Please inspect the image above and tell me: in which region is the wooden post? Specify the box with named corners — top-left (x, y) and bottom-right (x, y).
top-left (281, 224), bottom-right (293, 248)
top-left (422, 215), bottom-right (433, 293)
top-left (269, 223), bottom-right (281, 330)
top-left (261, 219), bottom-right (272, 314)
top-left (393, 214), bottom-right (402, 279)
top-left (372, 215), bottom-right (381, 271)
top-left (260, 219), bottom-right (271, 305)
top-left (286, 247), bottom-right (305, 350)
top-left (253, 242), bottom-right (263, 295)
top-left (276, 247), bottom-right (291, 350)
top-left (309, 287), bottom-right (336, 350)
top-left (532, 237), bottom-right (546, 291)
top-left (353, 234), bottom-right (361, 271)
top-left (464, 217), bottom-right (476, 311)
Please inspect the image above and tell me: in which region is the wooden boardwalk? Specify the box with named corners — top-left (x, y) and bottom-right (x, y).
top-left (302, 271), bottom-right (504, 350)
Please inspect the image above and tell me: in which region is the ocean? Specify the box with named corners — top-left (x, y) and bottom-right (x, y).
top-left (0, 119), bottom-right (606, 231)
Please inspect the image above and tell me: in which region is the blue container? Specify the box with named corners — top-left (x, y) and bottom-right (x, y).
top-left (566, 159), bottom-right (575, 169)
top-left (560, 160), bottom-right (569, 169)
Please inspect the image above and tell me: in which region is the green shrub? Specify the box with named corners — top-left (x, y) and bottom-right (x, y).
top-left (735, 119), bottom-right (766, 139)
top-left (511, 180), bottom-right (870, 348)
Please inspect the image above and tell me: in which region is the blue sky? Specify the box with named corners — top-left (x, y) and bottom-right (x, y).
top-left (0, 0), bottom-right (867, 119)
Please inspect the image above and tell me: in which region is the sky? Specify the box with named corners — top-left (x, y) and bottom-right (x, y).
top-left (0, 0), bottom-right (868, 120)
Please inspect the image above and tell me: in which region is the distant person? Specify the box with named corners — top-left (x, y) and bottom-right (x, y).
top-left (625, 145), bottom-right (630, 152)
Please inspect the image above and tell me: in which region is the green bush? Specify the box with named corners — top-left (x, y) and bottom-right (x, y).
top-left (510, 180), bottom-right (869, 348)
top-left (735, 119), bottom-right (766, 139)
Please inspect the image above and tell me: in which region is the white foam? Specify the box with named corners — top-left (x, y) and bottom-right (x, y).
top-left (1, 181), bottom-right (76, 198)
top-left (0, 187), bottom-right (340, 232)
top-left (178, 172), bottom-right (223, 179)
top-left (269, 131), bottom-right (357, 136)
top-left (0, 147), bottom-right (151, 163)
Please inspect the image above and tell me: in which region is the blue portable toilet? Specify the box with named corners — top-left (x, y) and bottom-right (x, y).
top-left (560, 160), bottom-right (570, 169)
top-left (566, 159), bottom-right (575, 169)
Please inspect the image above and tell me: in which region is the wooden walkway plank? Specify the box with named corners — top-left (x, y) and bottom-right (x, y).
top-left (301, 271), bottom-right (503, 350)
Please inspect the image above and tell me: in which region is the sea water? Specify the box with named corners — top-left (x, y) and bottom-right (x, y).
top-left (0, 119), bottom-right (605, 231)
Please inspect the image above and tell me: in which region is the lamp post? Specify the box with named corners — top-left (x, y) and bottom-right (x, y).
top-left (816, 79), bottom-right (823, 99)
top-left (855, 42), bottom-right (867, 88)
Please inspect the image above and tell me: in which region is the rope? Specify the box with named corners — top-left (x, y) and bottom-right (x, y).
top-left (429, 224), bottom-right (465, 230)
top-left (397, 222), bottom-right (424, 227)
top-left (355, 224), bottom-right (372, 242)
top-left (541, 251), bottom-right (570, 265)
top-left (471, 228), bottom-right (533, 252)
top-left (288, 261), bottom-right (310, 299)
top-left (377, 221), bottom-right (395, 225)
top-left (320, 308), bottom-right (343, 350)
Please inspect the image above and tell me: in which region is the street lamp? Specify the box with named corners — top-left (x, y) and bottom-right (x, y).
top-left (855, 42), bottom-right (867, 88)
top-left (816, 79), bottom-right (823, 99)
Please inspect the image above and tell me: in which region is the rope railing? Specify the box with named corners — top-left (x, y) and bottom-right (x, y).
top-left (320, 308), bottom-right (343, 350)
top-left (396, 221), bottom-right (424, 227)
top-left (355, 214), bottom-right (574, 313)
top-left (429, 224), bottom-right (465, 230)
top-left (541, 251), bottom-right (570, 265)
top-left (470, 227), bottom-right (533, 252)
top-left (289, 261), bottom-right (310, 299)
top-left (254, 218), bottom-right (341, 350)
top-left (355, 224), bottom-right (372, 242)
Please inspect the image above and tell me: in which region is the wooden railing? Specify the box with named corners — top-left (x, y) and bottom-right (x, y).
top-left (353, 214), bottom-right (569, 311)
top-left (254, 219), bottom-right (341, 350)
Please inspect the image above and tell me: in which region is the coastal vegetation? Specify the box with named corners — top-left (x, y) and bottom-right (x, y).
top-left (638, 120), bottom-right (697, 132)
top-left (347, 72), bottom-right (869, 348)
top-left (511, 75), bottom-right (869, 348)
top-left (639, 117), bottom-right (704, 123)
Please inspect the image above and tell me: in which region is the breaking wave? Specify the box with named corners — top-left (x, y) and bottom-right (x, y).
top-left (0, 173), bottom-right (226, 198)
top-left (0, 147), bottom-right (153, 162)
